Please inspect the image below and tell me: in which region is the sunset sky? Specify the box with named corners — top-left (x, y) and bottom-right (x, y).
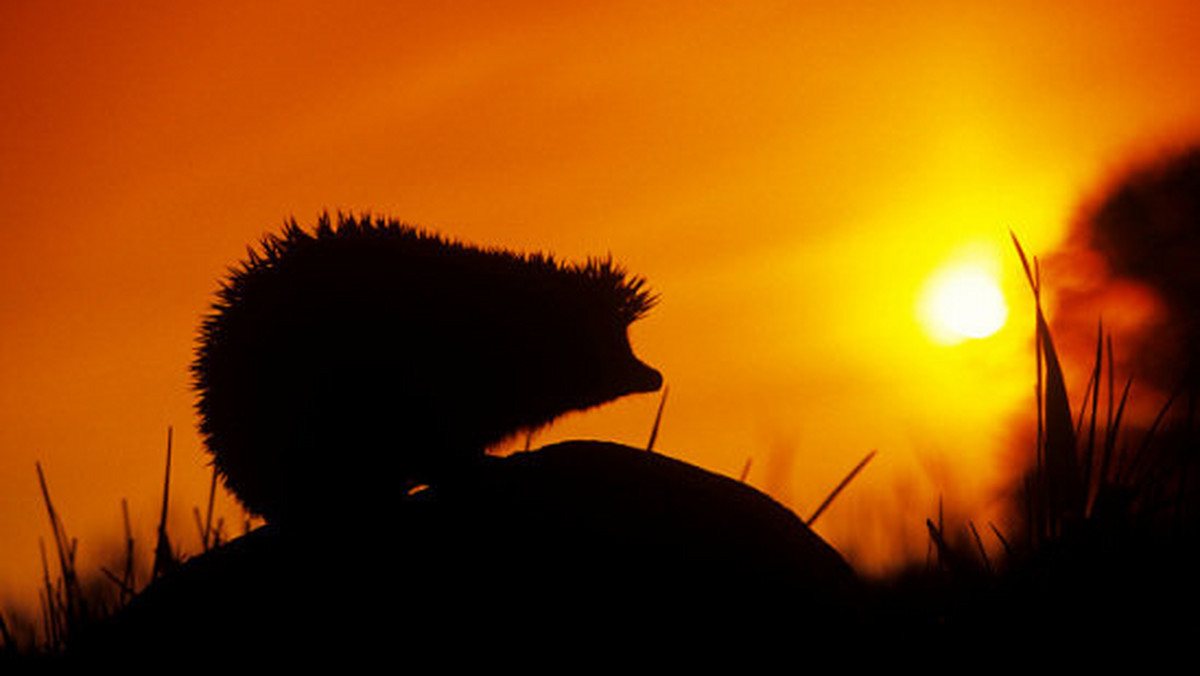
top-left (4, 1), bottom-right (1200, 612)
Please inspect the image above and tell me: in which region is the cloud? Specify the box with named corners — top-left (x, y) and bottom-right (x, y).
top-left (1048, 144), bottom-right (1200, 397)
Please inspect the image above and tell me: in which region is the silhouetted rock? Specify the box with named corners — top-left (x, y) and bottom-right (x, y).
top-left (406, 440), bottom-right (860, 628)
top-left (71, 441), bottom-right (859, 665)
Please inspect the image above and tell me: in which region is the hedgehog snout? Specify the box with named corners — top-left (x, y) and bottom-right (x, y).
top-left (624, 357), bottom-right (663, 395)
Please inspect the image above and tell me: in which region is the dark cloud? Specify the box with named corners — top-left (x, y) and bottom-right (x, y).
top-left (1048, 144), bottom-right (1200, 397)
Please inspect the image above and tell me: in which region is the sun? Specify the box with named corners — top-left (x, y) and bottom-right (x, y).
top-left (918, 263), bottom-right (1009, 344)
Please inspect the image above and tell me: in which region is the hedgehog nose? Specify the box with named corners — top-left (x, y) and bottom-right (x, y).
top-left (627, 358), bottom-right (663, 394)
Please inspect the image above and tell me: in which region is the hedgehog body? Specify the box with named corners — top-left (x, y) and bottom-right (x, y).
top-left (70, 217), bottom-right (864, 664)
top-left (193, 213), bottom-right (661, 525)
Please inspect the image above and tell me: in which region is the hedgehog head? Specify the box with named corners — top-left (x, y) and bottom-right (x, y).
top-left (193, 214), bottom-right (661, 525)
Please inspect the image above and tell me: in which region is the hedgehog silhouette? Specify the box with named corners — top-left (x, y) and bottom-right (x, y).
top-left (193, 213), bottom-right (662, 526)
top-left (70, 215), bottom-right (861, 665)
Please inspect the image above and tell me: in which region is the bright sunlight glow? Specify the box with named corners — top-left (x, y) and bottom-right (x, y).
top-left (918, 264), bottom-right (1009, 344)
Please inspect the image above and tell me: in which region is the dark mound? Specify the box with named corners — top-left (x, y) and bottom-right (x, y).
top-left (71, 442), bottom-right (860, 665)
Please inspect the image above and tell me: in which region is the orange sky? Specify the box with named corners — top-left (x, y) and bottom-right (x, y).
top-left (4, 1), bottom-right (1200, 612)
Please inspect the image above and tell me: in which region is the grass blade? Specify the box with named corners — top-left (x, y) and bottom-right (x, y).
top-left (1038, 280), bottom-right (1084, 531)
top-left (646, 385), bottom-right (669, 452)
top-left (1082, 320), bottom-right (1104, 508)
top-left (152, 427), bottom-right (175, 582)
top-left (925, 518), bottom-right (949, 572)
top-left (203, 464), bottom-right (218, 552)
top-left (35, 464), bottom-right (70, 593)
top-left (34, 463), bottom-right (84, 639)
top-left (988, 521), bottom-right (1013, 558)
top-left (807, 450), bottom-right (876, 527)
top-left (1120, 382), bottom-right (1182, 485)
top-left (1099, 376), bottom-right (1133, 496)
top-left (968, 521), bottom-right (991, 573)
top-left (1010, 230), bottom-right (1038, 293)
top-left (0, 612), bottom-right (12, 653)
top-left (120, 498), bottom-right (135, 606)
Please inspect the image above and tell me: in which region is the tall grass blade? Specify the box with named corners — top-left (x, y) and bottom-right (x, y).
top-left (1106, 335), bottom-right (1115, 459)
top-left (1010, 231), bottom-right (1037, 292)
top-left (739, 457), bottom-right (752, 483)
top-left (192, 507), bottom-right (206, 552)
top-left (646, 385), bottom-right (669, 452)
top-left (1013, 230), bottom-right (1086, 538)
top-left (806, 450), bottom-right (876, 527)
top-left (37, 590), bottom-right (51, 653)
top-left (203, 464), bottom-right (218, 552)
top-left (925, 519), bottom-right (949, 572)
top-left (1013, 232), bottom-right (1049, 540)
top-left (968, 521), bottom-right (991, 573)
top-left (152, 427), bottom-right (175, 582)
top-left (1120, 382), bottom-right (1182, 485)
top-left (37, 540), bottom-right (56, 650)
top-left (1082, 320), bottom-right (1104, 508)
top-left (1075, 357), bottom-right (1097, 443)
top-left (988, 522), bottom-right (1013, 558)
top-left (120, 498), bottom-right (135, 605)
top-left (1042, 310), bottom-right (1084, 527)
top-left (35, 464), bottom-right (70, 592)
top-left (1035, 255), bottom-right (1045, 541)
top-left (34, 463), bottom-right (84, 637)
top-left (1098, 376), bottom-right (1133, 501)
top-left (0, 612), bottom-right (12, 653)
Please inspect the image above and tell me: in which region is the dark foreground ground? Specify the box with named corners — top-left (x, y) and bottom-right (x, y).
top-left (7, 439), bottom-right (1197, 667)
top-left (59, 441), bottom-right (862, 666)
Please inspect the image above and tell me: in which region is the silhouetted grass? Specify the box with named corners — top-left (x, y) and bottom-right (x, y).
top-left (807, 450), bottom-right (877, 527)
top-left (1, 428), bottom-right (243, 660)
top-left (1013, 231), bottom-right (1198, 552)
top-left (870, 235), bottom-right (1200, 639)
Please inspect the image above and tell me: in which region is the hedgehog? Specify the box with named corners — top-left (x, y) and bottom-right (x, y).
top-left (71, 215), bottom-right (861, 665)
top-left (193, 212), bottom-right (663, 527)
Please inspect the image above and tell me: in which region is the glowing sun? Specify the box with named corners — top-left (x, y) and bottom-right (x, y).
top-left (918, 264), bottom-right (1009, 344)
